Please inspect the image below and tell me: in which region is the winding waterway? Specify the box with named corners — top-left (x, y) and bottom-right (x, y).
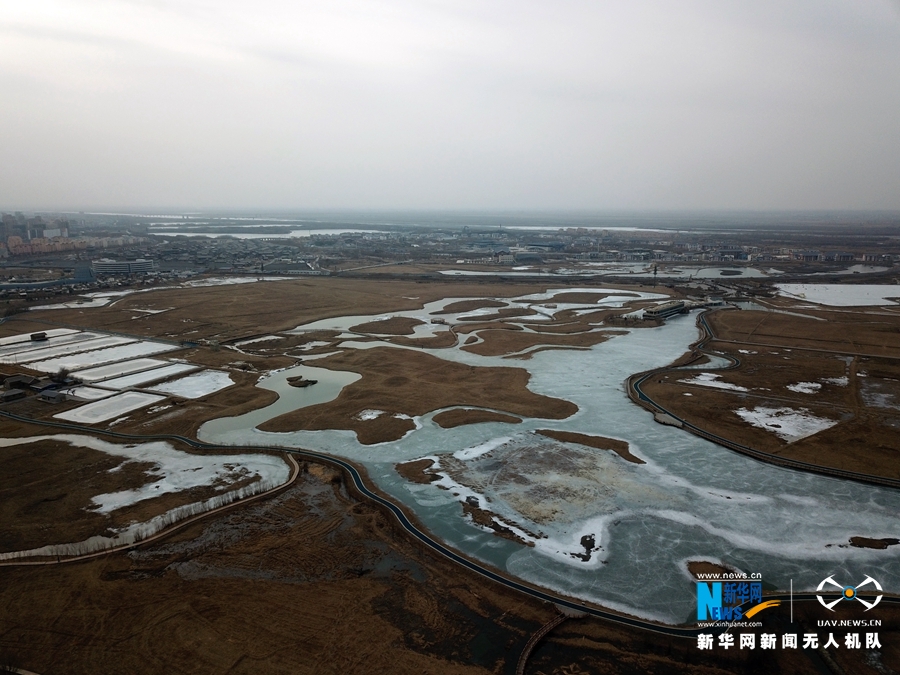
top-left (199, 290), bottom-right (900, 624)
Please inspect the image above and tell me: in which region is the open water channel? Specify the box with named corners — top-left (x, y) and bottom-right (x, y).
top-left (199, 290), bottom-right (900, 624)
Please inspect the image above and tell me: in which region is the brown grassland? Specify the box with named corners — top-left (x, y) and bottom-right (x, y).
top-left (639, 306), bottom-right (900, 479)
top-left (2, 458), bottom-right (896, 675)
top-left (258, 347), bottom-right (577, 444)
top-left (2, 277), bottom-right (900, 673)
top-left (433, 409), bottom-right (523, 428)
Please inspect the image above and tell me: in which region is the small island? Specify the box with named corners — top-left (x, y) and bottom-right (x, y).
top-left (287, 375), bottom-right (318, 388)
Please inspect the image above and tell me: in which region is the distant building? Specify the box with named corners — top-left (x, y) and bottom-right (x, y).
top-left (40, 390), bottom-right (67, 404)
top-left (0, 389), bottom-right (26, 403)
top-left (4, 375), bottom-right (38, 390)
top-left (92, 258), bottom-right (156, 275)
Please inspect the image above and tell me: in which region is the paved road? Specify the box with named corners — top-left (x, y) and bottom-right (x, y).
top-left (0, 410), bottom-right (709, 638)
top-left (3, 382), bottom-right (898, 640)
top-left (627, 311), bottom-right (900, 490)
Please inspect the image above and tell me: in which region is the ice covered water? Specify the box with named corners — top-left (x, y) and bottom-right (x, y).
top-left (199, 290), bottom-right (900, 624)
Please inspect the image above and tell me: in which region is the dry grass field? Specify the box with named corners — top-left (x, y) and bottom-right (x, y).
top-left (640, 306), bottom-right (900, 480)
top-left (3, 461), bottom-right (895, 675)
top-left (433, 409), bottom-right (523, 428)
top-left (258, 347), bottom-right (577, 444)
top-left (24, 278), bottom-right (555, 342)
top-left (3, 278), bottom-right (900, 673)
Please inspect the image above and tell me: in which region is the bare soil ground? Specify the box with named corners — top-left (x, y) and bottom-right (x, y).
top-left (258, 347), bottom-right (577, 444)
top-left (433, 409), bottom-right (522, 428)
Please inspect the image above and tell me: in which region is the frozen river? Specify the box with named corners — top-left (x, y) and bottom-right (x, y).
top-left (198, 291), bottom-right (900, 624)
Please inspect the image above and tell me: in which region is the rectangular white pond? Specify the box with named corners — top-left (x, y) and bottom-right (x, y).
top-left (0, 335), bottom-right (135, 365)
top-left (0, 331), bottom-right (99, 359)
top-left (29, 341), bottom-right (179, 374)
top-left (60, 386), bottom-right (116, 401)
top-left (73, 358), bottom-right (169, 382)
top-left (100, 363), bottom-right (198, 389)
top-left (54, 391), bottom-right (167, 423)
top-left (150, 370), bottom-right (234, 399)
top-left (0, 328), bottom-right (78, 346)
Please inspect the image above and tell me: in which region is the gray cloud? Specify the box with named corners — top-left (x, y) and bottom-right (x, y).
top-left (0, 0), bottom-right (898, 210)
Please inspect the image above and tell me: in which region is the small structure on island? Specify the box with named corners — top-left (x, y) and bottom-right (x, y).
top-left (644, 300), bottom-right (687, 320)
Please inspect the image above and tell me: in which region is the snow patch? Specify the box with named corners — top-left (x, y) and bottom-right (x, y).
top-left (151, 370), bottom-right (234, 399)
top-left (734, 406), bottom-right (837, 442)
top-left (235, 335), bottom-right (281, 346)
top-left (678, 373), bottom-right (748, 392)
top-left (453, 437), bottom-right (512, 460)
top-left (786, 382), bottom-right (822, 394)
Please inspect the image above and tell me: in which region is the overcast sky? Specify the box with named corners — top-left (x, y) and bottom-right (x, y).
top-left (1, 0), bottom-right (899, 211)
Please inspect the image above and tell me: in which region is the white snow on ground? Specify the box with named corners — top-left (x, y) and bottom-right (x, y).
top-left (72, 358), bottom-right (168, 382)
top-left (0, 335), bottom-right (134, 364)
top-left (298, 341), bottom-right (331, 351)
top-left (734, 406), bottom-right (838, 442)
top-left (131, 308), bottom-right (171, 314)
top-left (150, 370), bottom-right (234, 399)
top-left (0, 328), bottom-right (77, 346)
top-left (29, 341), bottom-right (178, 373)
top-left (678, 373), bottom-right (749, 392)
top-left (0, 434), bottom-right (291, 561)
top-left (787, 382), bottom-right (822, 394)
top-left (235, 335), bottom-right (281, 346)
top-left (822, 376), bottom-right (849, 386)
top-left (29, 297), bottom-right (116, 310)
top-left (100, 363), bottom-right (198, 389)
top-left (54, 392), bottom-right (166, 423)
top-left (454, 437), bottom-right (512, 460)
top-left (355, 409), bottom-right (385, 421)
top-left (60, 386), bottom-right (115, 401)
top-left (777, 284), bottom-right (900, 307)
top-left (182, 276), bottom-right (292, 288)
top-left (738, 349), bottom-right (758, 354)
top-left (88, 440), bottom-right (286, 513)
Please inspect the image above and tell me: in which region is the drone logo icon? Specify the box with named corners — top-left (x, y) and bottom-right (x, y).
top-left (816, 575), bottom-right (883, 611)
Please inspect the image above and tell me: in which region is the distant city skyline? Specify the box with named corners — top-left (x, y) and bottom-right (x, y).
top-left (2, 1), bottom-right (899, 211)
